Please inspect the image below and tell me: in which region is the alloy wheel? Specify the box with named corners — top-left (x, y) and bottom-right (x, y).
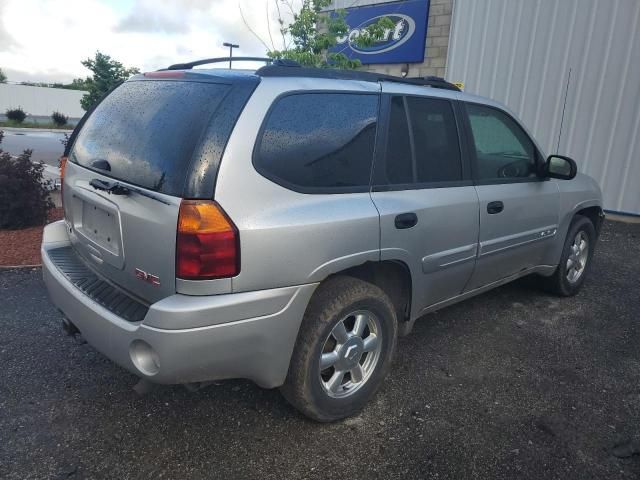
top-left (566, 230), bottom-right (589, 283)
top-left (318, 310), bottom-right (383, 398)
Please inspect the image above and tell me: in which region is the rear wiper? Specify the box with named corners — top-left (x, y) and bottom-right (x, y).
top-left (89, 178), bottom-right (172, 206)
top-left (89, 178), bottom-right (128, 194)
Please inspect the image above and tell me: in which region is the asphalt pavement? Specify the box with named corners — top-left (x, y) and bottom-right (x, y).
top-left (1, 220), bottom-right (638, 479)
top-left (0, 128), bottom-right (68, 166)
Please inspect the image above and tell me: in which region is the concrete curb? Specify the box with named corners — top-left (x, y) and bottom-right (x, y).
top-left (606, 213), bottom-right (640, 224)
top-left (1, 126), bottom-right (73, 134)
top-left (0, 264), bottom-right (42, 270)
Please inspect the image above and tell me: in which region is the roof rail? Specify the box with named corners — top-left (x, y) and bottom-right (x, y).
top-left (404, 76), bottom-right (460, 91)
top-left (166, 57), bottom-right (300, 70)
top-left (254, 65), bottom-right (461, 91)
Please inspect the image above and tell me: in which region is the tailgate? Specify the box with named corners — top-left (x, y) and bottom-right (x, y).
top-left (61, 76), bottom-right (256, 304)
top-left (63, 161), bottom-right (180, 304)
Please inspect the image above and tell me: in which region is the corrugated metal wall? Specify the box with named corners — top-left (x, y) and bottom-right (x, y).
top-left (447, 0), bottom-right (640, 215)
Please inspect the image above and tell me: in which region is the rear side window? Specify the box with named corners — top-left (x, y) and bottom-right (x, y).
top-left (71, 80), bottom-right (234, 197)
top-left (385, 96), bottom-right (413, 184)
top-left (407, 96), bottom-right (462, 183)
top-left (376, 95), bottom-right (462, 188)
top-left (254, 93), bottom-right (379, 192)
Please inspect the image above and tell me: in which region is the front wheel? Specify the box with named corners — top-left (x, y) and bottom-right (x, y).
top-left (541, 215), bottom-right (596, 296)
top-left (280, 276), bottom-right (397, 422)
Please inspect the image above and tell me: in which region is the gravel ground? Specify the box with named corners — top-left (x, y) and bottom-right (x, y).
top-left (1, 220), bottom-right (638, 479)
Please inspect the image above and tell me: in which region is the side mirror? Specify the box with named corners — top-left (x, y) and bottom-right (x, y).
top-left (545, 154), bottom-right (577, 180)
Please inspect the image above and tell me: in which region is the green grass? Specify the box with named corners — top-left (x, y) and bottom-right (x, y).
top-left (0, 120), bottom-right (73, 130)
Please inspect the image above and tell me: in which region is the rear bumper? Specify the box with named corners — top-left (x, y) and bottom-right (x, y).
top-left (41, 221), bottom-right (317, 388)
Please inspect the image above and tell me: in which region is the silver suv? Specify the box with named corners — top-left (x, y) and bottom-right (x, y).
top-left (42, 60), bottom-right (603, 422)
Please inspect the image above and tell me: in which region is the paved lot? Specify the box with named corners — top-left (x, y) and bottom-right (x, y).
top-left (0, 129), bottom-right (67, 166)
top-left (1, 220), bottom-right (638, 479)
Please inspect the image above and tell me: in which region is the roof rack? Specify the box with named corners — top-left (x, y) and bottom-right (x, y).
top-left (166, 57), bottom-right (300, 70)
top-left (406, 76), bottom-right (460, 91)
top-left (165, 57), bottom-right (460, 91)
top-left (254, 65), bottom-right (461, 91)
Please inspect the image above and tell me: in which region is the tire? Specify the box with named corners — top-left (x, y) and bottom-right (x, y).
top-left (280, 276), bottom-right (398, 422)
top-left (541, 215), bottom-right (596, 296)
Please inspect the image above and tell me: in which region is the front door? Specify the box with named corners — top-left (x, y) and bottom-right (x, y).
top-left (370, 90), bottom-right (479, 315)
top-left (461, 102), bottom-right (560, 290)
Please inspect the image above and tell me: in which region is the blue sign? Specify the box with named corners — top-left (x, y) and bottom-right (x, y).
top-left (330, 0), bottom-right (430, 64)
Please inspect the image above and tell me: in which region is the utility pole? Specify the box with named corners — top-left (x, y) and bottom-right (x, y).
top-left (223, 42), bottom-right (239, 69)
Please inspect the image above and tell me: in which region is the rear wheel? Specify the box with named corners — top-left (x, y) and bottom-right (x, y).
top-left (281, 276), bottom-right (397, 422)
top-left (541, 215), bottom-right (596, 296)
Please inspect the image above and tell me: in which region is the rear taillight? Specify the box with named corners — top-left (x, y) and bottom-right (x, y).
top-left (59, 156), bottom-right (68, 206)
top-left (176, 200), bottom-right (240, 280)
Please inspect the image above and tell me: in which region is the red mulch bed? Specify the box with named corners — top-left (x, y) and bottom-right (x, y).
top-left (0, 208), bottom-right (63, 267)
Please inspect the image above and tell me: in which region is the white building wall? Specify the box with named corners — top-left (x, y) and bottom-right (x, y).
top-left (0, 83), bottom-right (87, 120)
top-left (447, 0), bottom-right (640, 215)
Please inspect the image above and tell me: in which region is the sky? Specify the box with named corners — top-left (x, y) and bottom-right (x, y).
top-left (0, 0), bottom-right (297, 83)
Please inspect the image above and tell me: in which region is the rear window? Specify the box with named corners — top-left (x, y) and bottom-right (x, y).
top-left (71, 80), bottom-right (236, 197)
top-left (254, 92), bottom-right (379, 193)
top-left (375, 95), bottom-right (462, 188)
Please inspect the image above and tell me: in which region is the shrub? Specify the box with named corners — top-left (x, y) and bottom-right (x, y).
top-left (51, 111), bottom-right (68, 126)
top-left (0, 130), bottom-right (53, 229)
top-left (60, 132), bottom-right (71, 149)
top-left (58, 133), bottom-right (71, 168)
top-left (6, 107), bottom-right (27, 123)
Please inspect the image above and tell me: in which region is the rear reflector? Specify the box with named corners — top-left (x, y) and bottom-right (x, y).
top-left (60, 156), bottom-right (68, 178)
top-left (176, 200), bottom-right (239, 280)
top-left (59, 156), bottom-right (68, 206)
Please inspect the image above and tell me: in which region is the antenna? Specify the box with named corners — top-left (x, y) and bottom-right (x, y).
top-left (556, 68), bottom-right (572, 154)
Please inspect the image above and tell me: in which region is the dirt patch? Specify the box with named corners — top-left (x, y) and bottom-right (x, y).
top-left (0, 207), bottom-right (63, 267)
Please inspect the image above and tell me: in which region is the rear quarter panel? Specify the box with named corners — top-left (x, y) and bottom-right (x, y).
top-left (215, 78), bottom-right (382, 293)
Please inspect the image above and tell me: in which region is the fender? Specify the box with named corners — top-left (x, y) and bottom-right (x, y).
top-left (544, 198), bottom-right (603, 268)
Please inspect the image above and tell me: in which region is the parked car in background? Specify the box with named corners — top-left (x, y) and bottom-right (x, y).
top-left (42, 59), bottom-right (603, 422)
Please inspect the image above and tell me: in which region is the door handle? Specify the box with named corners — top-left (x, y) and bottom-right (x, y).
top-left (487, 201), bottom-right (504, 214)
top-left (395, 212), bottom-right (418, 229)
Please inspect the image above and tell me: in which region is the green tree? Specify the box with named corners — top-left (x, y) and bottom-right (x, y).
top-left (243, 0), bottom-right (393, 69)
top-left (0, 68), bottom-right (7, 83)
top-left (80, 52), bottom-right (139, 110)
top-left (53, 78), bottom-right (90, 91)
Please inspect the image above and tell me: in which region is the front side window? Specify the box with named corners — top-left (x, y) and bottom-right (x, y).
top-left (255, 93), bottom-right (378, 192)
top-left (466, 103), bottom-right (538, 181)
top-left (377, 95), bottom-right (463, 188)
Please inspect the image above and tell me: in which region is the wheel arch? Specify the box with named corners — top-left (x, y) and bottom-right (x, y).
top-left (545, 200), bottom-right (603, 267)
top-left (576, 205), bottom-right (605, 235)
top-left (321, 260), bottom-right (414, 336)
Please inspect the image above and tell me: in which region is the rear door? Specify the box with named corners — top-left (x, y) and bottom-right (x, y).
top-left (64, 75), bottom-right (255, 304)
top-left (461, 102), bottom-right (559, 290)
top-left (370, 87), bottom-right (479, 314)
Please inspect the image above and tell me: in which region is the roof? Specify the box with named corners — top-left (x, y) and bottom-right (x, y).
top-left (254, 65), bottom-right (461, 91)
